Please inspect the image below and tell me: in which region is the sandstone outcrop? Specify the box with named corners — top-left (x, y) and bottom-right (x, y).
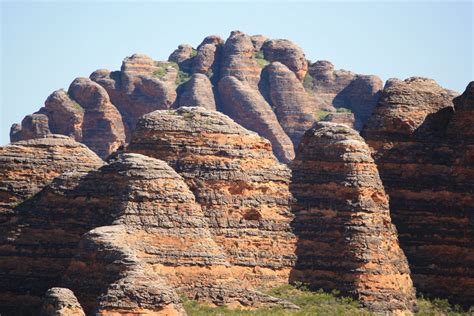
top-left (10, 113), bottom-right (51, 141)
top-left (220, 31), bottom-right (262, 88)
top-left (218, 76), bottom-right (295, 162)
top-left (68, 77), bottom-right (126, 158)
top-left (41, 288), bottom-right (85, 316)
top-left (177, 73), bottom-right (216, 110)
top-left (308, 60), bottom-right (383, 129)
top-left (0, 135), bottom-right (103, 220)
top-left (290, 122), bottom-right (416, 314)
top-left (262, 39), bottom-right (308, 80)
top-left (127, 107), bottom-right (297, 286)
top-left (192, 35), bottom-right (224, 76)
top-left (362, 79), bottom-right (473, 307)
top-left (91, 54), bottom-right (178, 138)
top-left (265, 62), bottom-right (317, 146)
top-left (42, 89), bottom-right (84, 140)
top-left (322, 112), bottom-right (355, 128)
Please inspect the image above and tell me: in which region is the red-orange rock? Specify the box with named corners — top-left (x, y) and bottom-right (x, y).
top-left (68, 77), bottom-right (126, 158)
top-left (290, 122), bottom-right (416, 314)
top-left (362, 79), bottom-right (472, 307)
top-left (262, 39), bottom-right (308, 81)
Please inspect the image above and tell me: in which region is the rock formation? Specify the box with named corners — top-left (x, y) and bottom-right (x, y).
top-left (264, 62), bottom-right (317, 146)
top-left (307, 60), bottom-right (383, 129)
top-left (262, 39), bottom-right (308, 80)
top-left (41, 288), bottom-right (85, 316)
top-left (177, 73), bottom-right (216, 110)
top-left (68, 77), bottom-right (126, 158)
top-left (290, 122), bottom-right (416, 314)
top-left (10, 113), bottom-right (51, 141)
top-left (127, 107), bottom-right (297, 286)
top-left (322, 112), bottom-right (355, 128)
top-left (362, 78), bottom-right (473, 307)
top-left (0, 135), bottom-right (103, 221)
top-left (218, 76), bottom-right (295, 162)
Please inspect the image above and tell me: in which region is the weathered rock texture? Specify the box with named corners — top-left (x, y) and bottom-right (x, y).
top-left (127, 107), bottom-right (297, 286)
top-left (218, 76), bottom-right (295, 162)
top-left (362, 79), bottom-right (473, 306)
top-left (262, 39), bottom-right (308, 80)
top-left (68, 77), bottom-right (126, 158)
top-left (41, 288), bottom-right (85, 316)
top-left (308, 60), bottom-right (383, 129)
top-left (0, 135), bottom-right (103, 220)
top-left (264, 62), bottom-right (317, 146)
top-left (290, 122), bottom-right (416, 314)
top-left (177, 73), bottom-right (216, 110)
top-left (10, 113), bottom-right (51, 141)
top-left (91, 54), bottom-right (178, 138)
top-left (322, 112), bottom-right (355, 128)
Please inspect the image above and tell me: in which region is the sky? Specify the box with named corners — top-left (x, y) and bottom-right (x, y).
top-left (0, 1), bottom-right (472, 145)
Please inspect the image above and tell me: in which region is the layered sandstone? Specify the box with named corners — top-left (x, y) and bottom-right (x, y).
top-left (308, 60), bottom-right (383, 129)
top-left (177, 73), bottom-right (216, 110)
top-left (41, 288), bottom-right (85, 316)
top-left (192, 35), bottom-right (224, 76)
top-left (90, 54), bottom-right (178, 138)
top-left (322, 112), bottom-right (355, 128)
top-left (262, 39), bottom-right (308, 80)
top-left (290, 122), bottom-right (416, 314)
top-left (68, 77), bottom-right (126, 158)
top-left (264, 62), bottom-right (317, 146)
top-left (10, 113), bottom-right (51, 141)
top-left (218, 76), bottom-right (295, 162)
top-left (0, 135), bottom-right (103, 220)
top-left (127, 107), bottom-right (297, 286)
top-left (362, 79), bottom-right (473, 306)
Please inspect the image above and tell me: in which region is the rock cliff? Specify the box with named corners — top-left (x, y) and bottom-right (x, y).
top-left (290, 122), bottom-right (416, 314)
top-left (362, 79), bottom-right (473, 306)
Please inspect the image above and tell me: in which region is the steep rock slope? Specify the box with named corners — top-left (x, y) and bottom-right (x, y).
top-left (362, 79), bottom-right (473, 306)
top-left (40, 288), bottom-right (85, 316)
top-left (0, 135), bottom-right (103, 220)
top-left (127, 107), bottom-right (297, 287)
top-left (290, 122), bottom-right (416, 314)
top-left (307, 60), bottom-right (383, 129)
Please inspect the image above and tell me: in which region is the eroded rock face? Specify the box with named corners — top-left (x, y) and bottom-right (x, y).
top-left (41, 288), bottom-right (85, 316)
top-left (262, 39), bottom-right (308, 80)
top-left (127, 107), bottom-right (297, 286)
top-left (177, 73), bottom-right (216, 110)
top-left (308, 60), bottom-right (383, 129)
top-left (0, 135), bottom-right (103, 220)
top-left (68, 77), bottom-right (126, 158)
top-left (362, 80), bottom-right (473, 307)
top-left (11, 113), bottom-right (51, 141)
top-left (290, 122), bottom-right (416, 314)
top-left (322, 112), bottom-right (355, 128)
top-left (42, 89), bottom-right (84, 141)
top-left (265, 62), bottom-right (317, 146)
top-left (220, 31), bottom-right (262, 88)
top-left (218, 76), bottom-right (295, 162)
top-left (91, 54), bottom-right (178, 138)
top-left (192, 35), bottom-right (224, 76)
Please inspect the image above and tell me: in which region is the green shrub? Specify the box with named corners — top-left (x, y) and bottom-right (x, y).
top-left (303, 73), bottom-right (314, 93)
top-left (315, 110), bottom-right (332, 120)
top-left (336, 107), bottom-right (352, 113)
top-left (253, 51), bottom-right (269, 68)
top-left (191, 48), bottom-right (198, 57)
top-left (176, 70), bottom-right (191, 86)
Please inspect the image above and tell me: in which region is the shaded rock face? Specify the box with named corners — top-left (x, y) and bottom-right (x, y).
top-left (218, 76), bottom-right (295, 162)
top-left (95, 54), bottom-right (178, 138)
top-left (127, 107), bottom-right (297, 286)
top-left (10, 113), bottom-right (51, 141)
top-left (192, 35), bottom-right (224, 77)
top-left (308, 60), bottom-right (383, 129)
top-left (290, 122), bottom-right (416, 314)
top-left (42, 89), bottom-right (84, 141)
top-left (0, 135), bottom-right (103, 220)
top-left (322, 112), bottom-right (355, 128)
top-left (264, 62), bottom-right (317, 146)
top-left (362, 79), bottom-right (473, 306)
top-left (177, 73), bottom-right (216, 110)
top-left (68, 78), bottom-right (126, 158)
top-left (262, 39), bottom-right (308, 80)
top-left (41, 288), bottom-right (85, 316)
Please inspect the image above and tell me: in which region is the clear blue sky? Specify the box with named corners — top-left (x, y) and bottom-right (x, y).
top-left (1, 1), bottom-right (472, 145)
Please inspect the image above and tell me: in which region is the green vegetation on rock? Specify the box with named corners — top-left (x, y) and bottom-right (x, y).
top-left (336, 107), bottom-right (352, 113)
top-left (315, 110), bottom-right (332, 120)
top-left (303, 73), bottom-right (314, 93)
top-left (176, 70), bottom-right (191, 86)
top-left (254, 51), bottom-right (269, 68)
top-left (183, 284), bottom-right (472, 316)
